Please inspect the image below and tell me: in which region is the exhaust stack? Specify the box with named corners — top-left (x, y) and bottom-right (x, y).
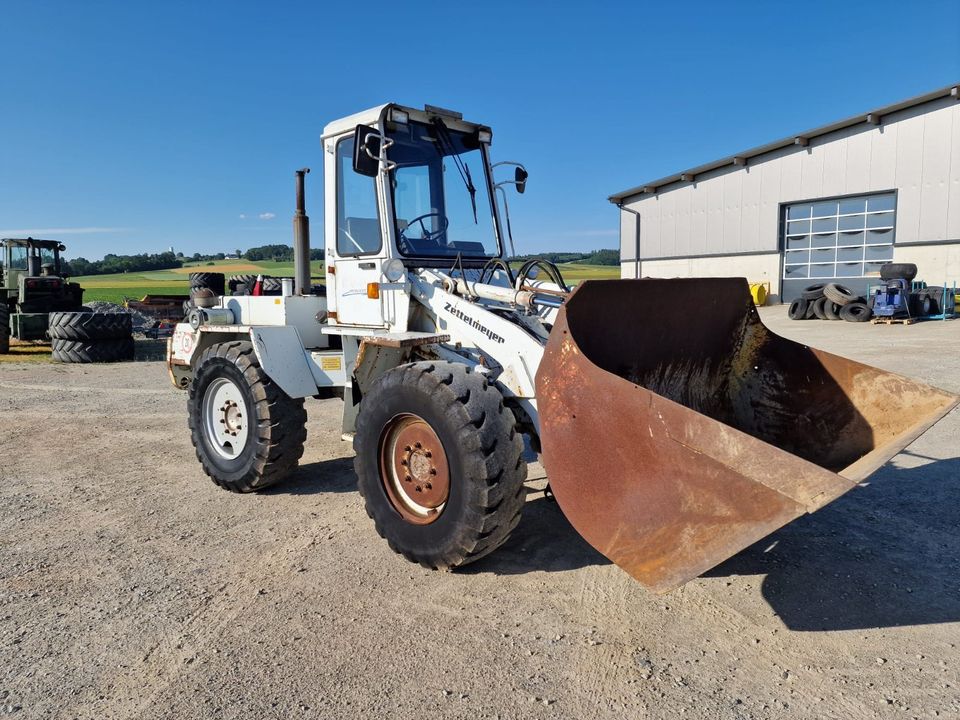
top-left (293, 168), bottom-right (311, 295)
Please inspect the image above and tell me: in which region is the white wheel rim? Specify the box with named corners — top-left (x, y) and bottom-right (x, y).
top-left (202, 377), bottom-right (249, 460)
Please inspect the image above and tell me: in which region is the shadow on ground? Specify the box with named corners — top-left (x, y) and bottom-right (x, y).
top-left (134, 339), bottom-right (169, 361)
top-left (464, 491), bottom-right (610, 576)
top-left (260, 445), bottom-right (959, 631)
top-left (706, 455), bottom-right (960, 631)
top-left (267, 455), bottom-right (358, 495)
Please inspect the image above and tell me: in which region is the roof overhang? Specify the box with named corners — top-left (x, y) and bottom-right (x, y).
top-left (609, 82), bottom-right (960, 205)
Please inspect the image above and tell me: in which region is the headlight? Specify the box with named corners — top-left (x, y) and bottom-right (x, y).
top-left (383, 258), bottom-right (406, 282)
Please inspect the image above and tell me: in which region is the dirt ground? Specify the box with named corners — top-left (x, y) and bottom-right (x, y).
top-left (1, 309), bottom-right (958, 720)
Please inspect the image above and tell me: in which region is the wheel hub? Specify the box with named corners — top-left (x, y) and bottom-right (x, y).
top-left (379, 415), bottom-right (450, 524)
top-left (202, 377), bottom-right (249, 459)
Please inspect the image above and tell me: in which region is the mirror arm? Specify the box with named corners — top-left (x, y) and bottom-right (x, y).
top-left (363, 134), bottom-right (397, 172)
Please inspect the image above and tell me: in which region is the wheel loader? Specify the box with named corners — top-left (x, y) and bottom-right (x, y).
top-left (166, 103), bottom-right (958, 592)
top-left (1, 237), bottom-right (85, 353)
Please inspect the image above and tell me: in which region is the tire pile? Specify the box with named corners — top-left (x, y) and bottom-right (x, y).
top-left (48, 311), bottom-right (134, 363)
top-left (788, 283), bottom-right (873, 323)
top-left (227, 275), bottom-right (290, 296)
top-left (182, 272), bottom-right (297, 318)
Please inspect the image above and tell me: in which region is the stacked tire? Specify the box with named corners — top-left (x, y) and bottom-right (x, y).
top-left (226, 275), bottom-right (293, 296)
top-left (228, 274), bottom-right (257, 296)
top-left (185, 272), bottom-right (226, 317)
top-left (48, 311), bottom-right (134, 363)
top-left (788, 283), bottom-right (872, 323)
top-left (190, 272), bottom-right (225, 296)
top-left (0, 304), bottom-right (10, 354)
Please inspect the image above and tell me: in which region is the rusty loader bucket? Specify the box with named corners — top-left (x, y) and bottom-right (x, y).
top-left (536, 278), bottom-right (958, 593)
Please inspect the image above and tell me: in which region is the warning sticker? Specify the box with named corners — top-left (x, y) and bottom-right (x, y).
top-left (321, 356), bottom-right (342, 371)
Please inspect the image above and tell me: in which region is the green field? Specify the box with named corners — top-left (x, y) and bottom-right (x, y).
top-left (75, 258), bottom-right (618, 303)
top-left (75, 260), bottom-right (326, 303)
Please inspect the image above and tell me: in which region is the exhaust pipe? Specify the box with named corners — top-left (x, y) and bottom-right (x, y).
top-left (293, 168), bottom-right (311, 295)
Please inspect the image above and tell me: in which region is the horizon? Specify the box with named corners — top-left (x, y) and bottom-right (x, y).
top-left (2, 1), bottom-right (958, 260)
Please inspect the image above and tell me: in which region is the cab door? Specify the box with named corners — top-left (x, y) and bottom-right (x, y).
top-left (333, 134), bottom-right (387, 327)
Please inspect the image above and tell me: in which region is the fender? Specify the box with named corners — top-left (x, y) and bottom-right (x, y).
top-left (250, 326), bottom-right (321, 398)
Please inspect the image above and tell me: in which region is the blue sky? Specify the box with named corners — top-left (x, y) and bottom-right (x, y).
top-left (1, 1), bottom-right (958, 261)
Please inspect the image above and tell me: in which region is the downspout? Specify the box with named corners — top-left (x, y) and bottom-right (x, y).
top-left (617, 203), bottom-right (641, 279)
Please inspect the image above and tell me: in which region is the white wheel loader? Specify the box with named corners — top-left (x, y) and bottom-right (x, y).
top-left (167, 103), bottom-right (958, 592)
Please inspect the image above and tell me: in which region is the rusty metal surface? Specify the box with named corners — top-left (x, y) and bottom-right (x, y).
top-left (379, 413), bottom-right (450, 525)
top-left (536, 278), bottom-right (958, 593)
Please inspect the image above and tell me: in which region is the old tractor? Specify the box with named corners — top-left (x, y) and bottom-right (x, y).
top-left (0, 237), bottom-right (85, 353)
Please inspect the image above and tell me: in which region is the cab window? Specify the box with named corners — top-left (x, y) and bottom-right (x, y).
top-left (336, 136), bottom-right (382, 256)
top-left (9, 246), bottom-right (27, 270)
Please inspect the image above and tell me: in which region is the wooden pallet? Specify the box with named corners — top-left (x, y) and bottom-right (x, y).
top-left (871, 316), bottom-right (916, 325)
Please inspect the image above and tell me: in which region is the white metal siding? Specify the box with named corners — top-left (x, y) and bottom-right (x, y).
top-left (620, 96), bottom-right (960, 261)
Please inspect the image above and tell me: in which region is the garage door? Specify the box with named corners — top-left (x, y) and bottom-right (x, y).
top-left (782, 192), bottom-right (896, 302)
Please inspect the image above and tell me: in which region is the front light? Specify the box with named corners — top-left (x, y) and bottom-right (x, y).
top-left (390, 109), bottom-right (409, 124)
top-left (478, 129), bottom-right (492, 143)
top-left (383, 258), bottom-right (405, 282)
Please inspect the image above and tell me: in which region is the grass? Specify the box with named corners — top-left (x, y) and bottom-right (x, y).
top-left (0, 342), bottom-right (51, 363)
top-left (74, 260), bottom-right (327, 303)
top-left (554, 262), bottom-right (620, 283)
top-left (73, 258), bottom-right (619, 302)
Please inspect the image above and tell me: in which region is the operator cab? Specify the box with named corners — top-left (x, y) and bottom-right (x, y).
top-left (322, 104), bottom-right (526, 328)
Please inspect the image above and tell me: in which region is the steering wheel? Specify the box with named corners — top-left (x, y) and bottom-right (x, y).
top-left (399, 212), bottom-right (449, 245)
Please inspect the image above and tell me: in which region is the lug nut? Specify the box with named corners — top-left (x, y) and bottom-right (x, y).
top-left (424, 451), bottom-right (432, 458)
top-left (404, 475), bottom-right (412, 483)
top-left (400, 459), bottom-right (408, 466)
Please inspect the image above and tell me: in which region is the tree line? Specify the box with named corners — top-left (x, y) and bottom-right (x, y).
top-left (62, 244), bottom-right (619, 276)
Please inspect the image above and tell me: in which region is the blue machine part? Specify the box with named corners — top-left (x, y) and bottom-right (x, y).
top-left (873, 279), bottom-right (911, 318)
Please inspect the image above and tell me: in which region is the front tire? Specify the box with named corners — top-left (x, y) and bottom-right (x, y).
top-left (354, 362), bottom-right (527, 570)
top-left (188, 341), bottom-right (307, 492)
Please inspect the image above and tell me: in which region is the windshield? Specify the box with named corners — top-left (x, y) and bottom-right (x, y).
top-left (387, 119), bottom-right (500, 258)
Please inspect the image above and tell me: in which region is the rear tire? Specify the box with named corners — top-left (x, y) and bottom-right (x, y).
top-left (0, 305), bottom-right (9, 353)
top-left (47, 311), bottom-right (132, 341)
top-left (354, 362), bottom-right (527, 570)
top-left (51, 337), bottom-right (135, 363)
top-left (188, 341), bottom-right (306, 492)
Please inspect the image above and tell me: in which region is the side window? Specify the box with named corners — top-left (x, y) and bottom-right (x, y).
top-left (9, 247), bottom-right (28, 269)
top-left (336, 137), bottom-right (382, 256)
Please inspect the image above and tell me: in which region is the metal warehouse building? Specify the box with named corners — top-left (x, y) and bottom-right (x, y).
top-left (610, 83), bottom-right (960, 303)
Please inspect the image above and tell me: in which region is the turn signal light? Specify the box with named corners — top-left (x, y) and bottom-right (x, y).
top-left (367, 282), bottom-right (380, 299)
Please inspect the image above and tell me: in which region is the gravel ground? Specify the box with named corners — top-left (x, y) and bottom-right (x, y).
top-left (1, 308), bottom-right (958, 719)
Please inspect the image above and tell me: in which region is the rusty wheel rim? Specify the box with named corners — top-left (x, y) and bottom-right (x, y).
top-left (379, 414), bottom-right (450, 525)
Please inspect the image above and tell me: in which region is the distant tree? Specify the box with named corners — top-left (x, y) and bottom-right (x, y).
top-left (245, 244), bottom-right (294, 261)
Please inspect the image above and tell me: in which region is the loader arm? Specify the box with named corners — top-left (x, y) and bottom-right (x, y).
top-left (409, 270), bottom-right (547, 426)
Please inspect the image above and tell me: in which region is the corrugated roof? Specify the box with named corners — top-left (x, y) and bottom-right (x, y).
top-left (609, 82), bottom-right (960, 204)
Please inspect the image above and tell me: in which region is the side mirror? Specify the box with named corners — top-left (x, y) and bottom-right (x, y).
top-left (352, 125), bottom-right (381, 177)
top-left (515, 166), bottom-right (528, 194)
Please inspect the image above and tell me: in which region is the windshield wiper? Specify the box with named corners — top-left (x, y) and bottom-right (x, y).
top-left (430, 117), bottom-right (478, 224)
top-left (463, 163), bottom-right (478, 224)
